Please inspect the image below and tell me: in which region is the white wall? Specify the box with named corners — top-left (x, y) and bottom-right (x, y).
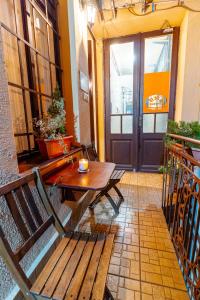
top-left (175, 11), bottom-right (200, 122)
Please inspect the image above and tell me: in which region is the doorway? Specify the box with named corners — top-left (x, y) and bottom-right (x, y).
top-left (104, 28), bottom-right (179, 172)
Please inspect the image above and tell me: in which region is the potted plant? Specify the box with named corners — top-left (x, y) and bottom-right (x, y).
top-left (33, 86), bottom-right (73, 159)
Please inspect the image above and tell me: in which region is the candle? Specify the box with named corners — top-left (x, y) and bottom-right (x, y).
top-left (79, 159), bottom-right (89, 171)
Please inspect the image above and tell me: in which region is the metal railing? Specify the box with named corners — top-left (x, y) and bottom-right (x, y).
top-left (162, 133), bottom-right (200, 299)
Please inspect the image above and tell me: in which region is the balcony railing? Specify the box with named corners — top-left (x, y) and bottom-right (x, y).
top-left (162, 133), bottom-right (200, 299)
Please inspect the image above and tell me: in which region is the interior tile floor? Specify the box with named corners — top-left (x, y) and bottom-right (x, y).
top-left (77, 172), bottom-right (189, 300)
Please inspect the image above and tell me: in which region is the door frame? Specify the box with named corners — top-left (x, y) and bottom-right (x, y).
top-left (104, 34), bottom-right (141, 170)
top-left (104, 28), bottom-right (179, 171)
top-left (138, 28), bottom-right (180, 172)
top-left (87, 26), bottom-right (99, 151)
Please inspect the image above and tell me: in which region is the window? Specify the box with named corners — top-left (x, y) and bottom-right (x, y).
top-left (0, 0), bottom-right (62, 156)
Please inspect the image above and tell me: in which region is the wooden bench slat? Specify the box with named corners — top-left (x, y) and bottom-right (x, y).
top-left (64, 234), bottom-right (97, 300)
top-left (0, 174), bottom-right (35, 197)
top-left (91, 234), bottom-right (115, 300)
top-left (14, 187), bottom-right (37, 233)
top-left (14, 216), bottom-right (54, 262)
top-left (53, 233), bottom-right (89, 300)
top-left (5, 192), bottom-right (30, 240)
top-left (23, 184), bottom-right (43, 226)
top-left (78, 234), bottom-right (106, 300)
top-left (41, 232), bottom-right (81, 298)
top-left (31, 233), bottom-right (72, 295)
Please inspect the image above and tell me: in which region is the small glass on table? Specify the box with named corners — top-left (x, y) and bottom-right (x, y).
top-left (78, 159), bottom-right (89, 173)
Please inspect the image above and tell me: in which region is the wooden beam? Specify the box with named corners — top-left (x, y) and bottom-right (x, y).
top-left (110, 0), bottom-right (117, 18)
top-left (96, 0), bottom-right (104, 21)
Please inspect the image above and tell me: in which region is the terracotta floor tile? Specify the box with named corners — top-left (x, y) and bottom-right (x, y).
top-left (117, 287), bottom-right (137, 300)
top-left (77, 171), bottom-right (188, 299)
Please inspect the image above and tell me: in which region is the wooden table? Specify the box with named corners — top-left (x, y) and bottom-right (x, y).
top-left (45, 161), bottom-right (116, 229)
top-left (46, 161), bottom-right (115, 191)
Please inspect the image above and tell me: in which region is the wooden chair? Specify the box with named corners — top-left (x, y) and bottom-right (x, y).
top-left (82, 144), bottom-right (125, 214)
top-left (0, 171), bottom-right (115, 300)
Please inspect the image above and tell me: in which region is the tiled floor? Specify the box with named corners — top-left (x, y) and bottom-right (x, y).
top-left (77, 172), bottom-right (189, 300)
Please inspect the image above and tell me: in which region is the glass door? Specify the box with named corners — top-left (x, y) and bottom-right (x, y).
top-left (104, 29), bottom-right (179, 171)
top-left (105, 36), bottom-right (140, 170)
top-left (139, 29), bottom-right (179, 171)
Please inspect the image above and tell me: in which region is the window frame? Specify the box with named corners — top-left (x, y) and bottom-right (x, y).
top-left (0, 0), bottom-right (62, 157)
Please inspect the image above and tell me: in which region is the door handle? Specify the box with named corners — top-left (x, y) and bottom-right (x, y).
top-left (139, 115), bottom-right (143, 127)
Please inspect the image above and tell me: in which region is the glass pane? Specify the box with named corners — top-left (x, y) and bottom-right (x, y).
top-left (34, 9), bottom-right (49, 58)
top-left (0, 0), bottom-right (16, 32)
top-left (19, 41), bottom-right (29, 88)
top-left (25, 91), bottom-right (34, 132)
top-left (143, 35), bottom-right (172, 115)
top-left (15, 136), bottom-right (29, 154)
top-left (42, 97), bottom-right (52, 115)
top-left (122, 115), bottom-right (133, 134)
top-left (38, 56), bottom-right (51, 96)
top-left (51, 65), bottom-right (57, 90)
top-left (110, 42), bottom-right (134, 115)
top-left (30, 135), bottom-right (35, 150)
top-left (143, 114), bottom-right (155, 133)
top-left (2, 29), bottom-right (21, 85)
top-left (145, 35), bottom-right (172, 73)
top-left (111, 116), bottom-right (121, 134)
top-left (49, 27), bottom-right (55, 63)
top-left (156, 113), bottom-right (168, 133)
top-left (8, 87), bottom-right (26, 134)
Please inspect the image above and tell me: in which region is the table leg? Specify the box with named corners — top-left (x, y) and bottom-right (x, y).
top-left (104, 192), bottom-right (119, 214)
top-left (61, 188), bottom-right (76, 202)
top-left (113, 185), bottom-right (124, 202)
top-left (89, 191), bottom-right (102, 209)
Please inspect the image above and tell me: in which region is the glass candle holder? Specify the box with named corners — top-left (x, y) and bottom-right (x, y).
top-left (79, 159), bottom-right (89, 171)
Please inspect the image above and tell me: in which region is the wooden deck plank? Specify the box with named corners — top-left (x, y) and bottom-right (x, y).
top-left (64, 234), bottom-right (97, 300)
top-left (41, 232), bottom-right (80, 298)
top-left (53, 233), bottom-right (89, 300)
top-left (91, 234), bottom-right (115, 300)
top-left (78, 234), bottom-right (105, 300)
top-left (31, 233), bottom-right (72, 295)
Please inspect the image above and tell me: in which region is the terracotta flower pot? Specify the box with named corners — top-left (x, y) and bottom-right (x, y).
top-left (37, 136), bottom-right (73, 160)
top-left (44, 136), bottom-right (73, 159)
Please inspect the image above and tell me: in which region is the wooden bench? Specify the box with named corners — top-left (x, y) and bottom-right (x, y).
top-left (0, 170), bottom-right (115, 300)
top-left (82, 144), bottom-right (125, 214)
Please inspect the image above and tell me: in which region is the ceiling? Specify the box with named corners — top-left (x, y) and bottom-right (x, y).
top-left (100, 0), bottom-right (200, 10)
top-left (92, 7), bottom-right (186, 39)
top-left (87, 0), bottom-right (200, 39)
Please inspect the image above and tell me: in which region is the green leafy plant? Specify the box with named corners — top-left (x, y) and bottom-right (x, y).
top-left (167, 120), bottom-right (200, 139)
top-left (33, 85), bottom-right (67, 140)
top-left (159, 120), bottom-right (200, 172)
top-left (166, 120), bottom-right (200, 148)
